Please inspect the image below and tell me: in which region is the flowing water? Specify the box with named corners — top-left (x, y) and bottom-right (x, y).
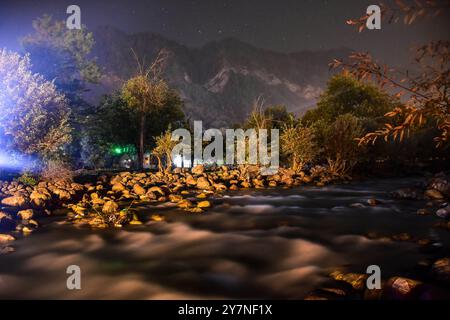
top-left (1, 177), bottom-right (450, 299)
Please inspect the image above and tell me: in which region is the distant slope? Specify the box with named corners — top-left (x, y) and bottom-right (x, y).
top-left (88, 26), bottom-right (351, 127)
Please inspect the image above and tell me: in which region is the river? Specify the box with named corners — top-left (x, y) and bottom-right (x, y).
top-left (1, 177), bottom-right (449, 299)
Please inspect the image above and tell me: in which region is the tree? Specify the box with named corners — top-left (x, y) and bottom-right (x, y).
top-left (152, 129), bottom-right (178, 172)
top-left (21, 15), bottom-right (100, 101)
top-left (315, 114), bottom-right (366, 178)
top-left (244, 98), bottom-right (294, 130)
top-left (280, 124), bottom-right (317, 172)
top-left (334, 0), bottom-right (450, 147)
top-left (302, 74), bottom-right (396, 126)
top-left (121, 50), bottom-right (174, 169)
top-left (0, 49), bottom-right (71, 160)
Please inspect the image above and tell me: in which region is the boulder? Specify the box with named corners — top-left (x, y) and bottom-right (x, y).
top-left (436, 205), bottom-right (450, 219)
top-left (185, 175), bottom-right (197, 186)
top-left (17, 209), bottom-right (34, 220)
top-left (431, 258), bottom-right (450, 285)
top-left (177, 199), bottom-right (193, 209)
top-left (0, 233), bottom-right (15, 243)
top-left (391, 187), bottom-right (423, 200)
top-left (112, 183), bottom-right (126, 192)
top-left (386, 277), bottom-right (424, 299)
top-left (197, 200), bottom-right (211, 208)
top-left (169, 194), bottom-right (183, 202)
top-left (196, 177), bottom-right (211, 190)
top-left (102, 201), bottom-right (119, 215)
top-left (428, 174), bottom-right (450, 197)
top-left (191, 165), bottom-right (204, 175)
top-left (425, 189), bottom-right (444, 200)
top-left (0, 212), bottom-right (16, 230)
top-left (1, 195), bottom-right (27, 207)
top-left (149, 186), bottom-right (165, 196)
top-left (132, 184), bottom-right (146, 196)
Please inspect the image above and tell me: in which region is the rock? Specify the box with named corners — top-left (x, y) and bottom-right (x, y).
top-left (430, 258), bottom-right (450, 285)
top-left (177, 199), bottom-right (193, 209)
top-left (0, 233), bottom-right (15, 243)
top-left (302, 176), bottom-right (312, 183)
top-left (428, 174), bottom-right (450, 197)
top-left (391, 233), bottom-right (412, 241)
top-left (367, 198), bottom-right (381, 206)
top-left (0, 245), bottom-right (15, 255)
top-left (268, 181), bottom-right (277, 187)
top-left (0, 210), bottom-right (15, 224)
top-left (196, 177), bottom-right (211, 190)
top-left (22, 226), bottom-right (33, 233)
top-left (169, 194), bottom-right (183, 202)
top-left (197, 200), bottom-right (211, 208)
top-left (349, 203), bottom-right (365, 209)
top-left (191, 165), bottom-right (204, 175)
top-left (329, 271), bottom-right (368, 291)
top-left (112, 183), bottom-right (126, 192)
top-left (425, 189), bottom-right (444, 200)
top-left (241, 181), bottom-right (251, 188)
top-left (213, 183), bottom-right (227, 191)
top-left (102, 201), bottom-right (119, 215)
top-left (30, 188), bottom-right (50, 207)
top-left (148, 186), bottom-right (165, 196)
top-left (17, 209), bottom-right (34, 220)
top-left (417, 208), bottom-right (431, 216)
top-left (145, 190), bottom-right (157, 200)
top-left (185, 175), bottom-right (197, 186)
top-left (132, 184), bottom-right (146, 196)
top-left (1, 195), bottom-right (27, 207)
top-left (151, 214), bottom-right (165, 222)
top-left (391, 187), bottom-right (423, 200)
top-left (229, 184), bottom-right (238, 191)
top-left (386, 277), bottom-right (424, 299)
top-left (436, 205), bottom-right (450, 219)
top-left (53, 188), bottom-right (71, 201)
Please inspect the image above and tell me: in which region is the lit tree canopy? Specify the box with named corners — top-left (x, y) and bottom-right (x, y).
top-left (0, 49), bottom-right (71, 159)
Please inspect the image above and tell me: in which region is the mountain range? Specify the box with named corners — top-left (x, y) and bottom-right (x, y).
top-left (88, 26), bottom-right (351, 127)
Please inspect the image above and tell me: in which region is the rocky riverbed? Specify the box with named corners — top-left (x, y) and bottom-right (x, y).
top-left (1, 167), bottom-right (450, 299)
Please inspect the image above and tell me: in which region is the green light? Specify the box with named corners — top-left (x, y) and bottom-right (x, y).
top-left (113, 147), bottom-right (122, 155)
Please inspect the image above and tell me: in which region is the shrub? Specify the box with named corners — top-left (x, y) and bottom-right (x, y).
top-left (281, 124), bottom-right (318, 172)
top-left (16, 172), bottom-right (38, 186)
top-left (40, 159), bottom-right (74, 182)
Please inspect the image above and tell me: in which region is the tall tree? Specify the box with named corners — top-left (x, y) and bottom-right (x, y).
top-left (0, 49), bottom-right (71, 160)
top-left (122, 49), bottom-right (176, 169)
top-left (21, 15), bottom-right (100, 101)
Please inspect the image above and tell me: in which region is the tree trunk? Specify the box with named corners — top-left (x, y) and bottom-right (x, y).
top-left (138, 114), bottom-right (145, 170)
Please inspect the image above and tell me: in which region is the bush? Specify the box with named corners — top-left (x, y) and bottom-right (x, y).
top-left (16, 172), bottom-right (38, 186)
top-left (281, 124), bottom-right (318, 172)
top-left (40, 160), bottom-right (74, 182)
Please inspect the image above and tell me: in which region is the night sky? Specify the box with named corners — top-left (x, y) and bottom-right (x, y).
top-left (0, 0), bottom-right (449, 65)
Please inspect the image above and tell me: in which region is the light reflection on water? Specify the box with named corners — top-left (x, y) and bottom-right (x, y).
top-left (0, 177), bottom-right (449, 299)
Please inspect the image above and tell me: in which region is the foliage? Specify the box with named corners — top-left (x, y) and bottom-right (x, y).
top-left (336, 1), bottom-right (450, 147)
top-left (40, 159), bottom-right (74, 182)
top-left (152, 129), bottom-right (179, 172)
top-left (21, 15), bottom-right (100, 100)
top-left (245, 99), bottom-right (294, 130)
top-left (121, 49), bottom-right (176, 169)
top-left (80, 91), bottom-right (185, 169)
top-left (323, 114), bottom-right (365, 175)
top-left (15, 172), bottom-right (38, 187)
top-left (280, 124), bottom-right (317, 172)
top-left (302, 74), bottom-right (396, 126)
top-left (0, 49), bottom-right (71, 160)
